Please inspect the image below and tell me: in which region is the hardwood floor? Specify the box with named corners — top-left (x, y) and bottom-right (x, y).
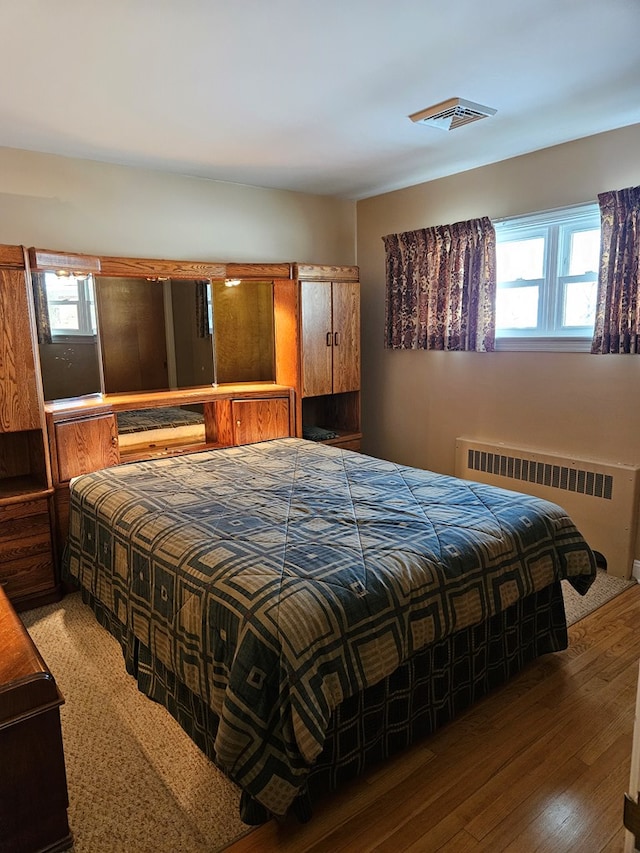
top-left (225, 584), bottom-right (640, 852)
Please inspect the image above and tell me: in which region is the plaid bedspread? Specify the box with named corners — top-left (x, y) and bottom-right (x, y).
top-left (63, 438), bottom-right (595, 815)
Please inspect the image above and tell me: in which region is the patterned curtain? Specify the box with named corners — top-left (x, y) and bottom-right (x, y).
top-left (195, 280), bottom-right (211, 337)
top-left (383, 217), bottom-right (496, 351)
top-left (591, 185), bottom-right (640, 354)
top-left (31, 272), bottom-right (52, 345)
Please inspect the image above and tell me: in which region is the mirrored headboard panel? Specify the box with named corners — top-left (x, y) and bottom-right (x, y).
top-left (96, 277), bottom-right (216, 394)
top-left (212, 280), bottom-right (275, 384)
top-left (29, 249), bottom-right (280, 402)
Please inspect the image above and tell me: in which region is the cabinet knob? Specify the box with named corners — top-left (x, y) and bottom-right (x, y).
top-left (236, 420), bottom-right (241, 426)
top-left (334, 332), bottom-right (339, 346)
top-left (326, 332), bottom-right (332, 347)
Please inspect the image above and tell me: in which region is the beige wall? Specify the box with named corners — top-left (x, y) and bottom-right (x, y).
top-left (356, 124), bottom-right (640, 572)
top-left (0, 146), bottom-right (356, 263)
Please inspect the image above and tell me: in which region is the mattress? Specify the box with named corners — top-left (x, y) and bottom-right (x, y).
top-left (63, 437), bottom-right (595, 815)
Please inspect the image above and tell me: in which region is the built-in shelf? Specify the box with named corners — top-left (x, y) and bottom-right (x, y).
top-left (0, 479), bottom-right (53, 503)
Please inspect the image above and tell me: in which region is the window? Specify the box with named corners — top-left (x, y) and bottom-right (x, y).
top-left (495, 204), bottom-right (600, 351)
top-left (44, 272), bottom-right (97, 338)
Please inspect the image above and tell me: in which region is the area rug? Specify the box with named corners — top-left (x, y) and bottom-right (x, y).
top-left (22, 593), bottom-right (252, 853)
top-left (562, 568), bottom-right (636, 626)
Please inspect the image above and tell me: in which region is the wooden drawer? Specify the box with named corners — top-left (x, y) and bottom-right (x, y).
top-left (0, 497), bottom-right (56, 602)
top-left (0, 511), bottom-right (51, 558)
top-left (0, 552), bottom-right (55, 600)
top-left (0, 497), bottom-right (50, 524)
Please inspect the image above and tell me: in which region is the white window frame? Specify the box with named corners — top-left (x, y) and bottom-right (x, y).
top-left (495, 203), bottom-right (601, 352)
top-left (44, 272), bottom-right (97, 340)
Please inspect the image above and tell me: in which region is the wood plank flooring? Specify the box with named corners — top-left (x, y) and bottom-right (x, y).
top-left (225, 584), bottom-right (640, 852)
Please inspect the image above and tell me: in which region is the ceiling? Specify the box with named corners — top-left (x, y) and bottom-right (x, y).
top-left (2, 0), bottom-right (640, 200)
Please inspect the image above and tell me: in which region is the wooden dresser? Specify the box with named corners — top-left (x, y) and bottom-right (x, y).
top-left (0, 585), bottom-right (72, 852)
top-left (0, 245), bottom-right (59, 612)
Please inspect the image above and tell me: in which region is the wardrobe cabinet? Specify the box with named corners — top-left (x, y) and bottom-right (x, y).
top-left (0, 245), bottom-right (58, 611)
top-left (278, 265), bottom-right (361, 451)
top-left (301, 280), bottom-right (360, 398)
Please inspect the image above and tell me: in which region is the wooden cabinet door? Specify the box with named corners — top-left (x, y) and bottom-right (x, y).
top-left (301, 281), bottom-right (333, 397)
top-left (331, 281), bottom-right (360, 394)
top-left (0, 269), bottom-right (41, 432)
top-left (55, 415), bottom-right (119, 482)
top-left (232, 398), bottom-right (290, 445)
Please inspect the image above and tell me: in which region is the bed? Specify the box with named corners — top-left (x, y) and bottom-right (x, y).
top-left (116, 406), bottom-right (205, 451)
top-left (62, 437), bottom-right (596, 822)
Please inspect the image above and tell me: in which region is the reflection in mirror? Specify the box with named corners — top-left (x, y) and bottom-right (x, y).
top-left (33, 271), bottom-right (102, 401)
top-left (117, 404), bottom-right (206, 453)
top-left (213, 280), bottom-right (275, 383)
top-left (34, 272), bottom-right (277, 402)
top-left (96, 278), bottom-right (216, 394)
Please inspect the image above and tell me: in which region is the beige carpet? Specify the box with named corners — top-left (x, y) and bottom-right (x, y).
top-left (22, 594), bottom-right (252, 853)
top-left (562, 567), bottom-right (636, 626)
top-left (20, 573), bottom-right (635, 852)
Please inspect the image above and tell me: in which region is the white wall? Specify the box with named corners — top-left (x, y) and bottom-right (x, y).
top-left (0, 146), bottom-right (356, 264)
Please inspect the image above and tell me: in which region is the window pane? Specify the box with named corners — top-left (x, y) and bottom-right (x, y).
top-left (497, 238), bottom-right (544, 282)
top-left (49, 304), bottom-right (80, 330)
top-left (496, 285), bottom-right (539, 329)
top-left (569, 229), bottom-right (600, 275)
top-left (563, 280), bottom-right (597, 327)
top-left (45, 274), bottom-right (80, 303)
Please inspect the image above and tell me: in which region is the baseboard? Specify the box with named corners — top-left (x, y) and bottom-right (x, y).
top-left (633, 560), bottom-right (640, 583)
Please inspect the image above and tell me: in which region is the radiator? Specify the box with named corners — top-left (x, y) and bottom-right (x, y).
top-left (455, 438), bottom-right (640, 579)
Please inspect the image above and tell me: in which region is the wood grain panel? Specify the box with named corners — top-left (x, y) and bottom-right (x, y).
top-left (55, 415), bottom-right (119, 482)
top-left (294, 264), bottom-right (359, 282)
top-left (301, 281), bottom-right (333, 397)
top-left (331, 281), bottom-right (360, 394)
top-left (0, 244), bottom-right (26, 268)
top-left (214, 399), bottom-right (234, 446)
top-left (232, 398), bottom-right (290, 445)
top-left (0, 553), bottom-right (55, 599)
top-left (98, 256), bottom-right (226, 280)
top-left (0, 269), bottom-right (41, 432)
top-left (0, 514), bottom-right (50, 562)
top-left (273, 280), bottom-right (301, 436)
top-left (226, 263), bottom-right (291, 279)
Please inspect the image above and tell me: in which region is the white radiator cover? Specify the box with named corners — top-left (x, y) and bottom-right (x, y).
top-left (455, 438), bottom-right (640, 579)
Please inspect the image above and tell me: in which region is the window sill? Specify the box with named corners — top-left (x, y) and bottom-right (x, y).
top-left (495, 337), bottom-right (592, 353)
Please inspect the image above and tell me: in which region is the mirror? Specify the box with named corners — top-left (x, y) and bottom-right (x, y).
top-left (33, 271), bottom-right (102, 400)
top-left (96, 277), bottom-right (216, 394)
top-left (212, 280), bottom-right (275, 383)
top-left (34, 272), bottom-right (276, 401)
top-left (117, 404), bottom-right (206, 453)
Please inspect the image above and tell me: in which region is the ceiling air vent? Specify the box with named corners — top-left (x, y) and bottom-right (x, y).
top-left (409, 97), bottom-right (497, 131)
